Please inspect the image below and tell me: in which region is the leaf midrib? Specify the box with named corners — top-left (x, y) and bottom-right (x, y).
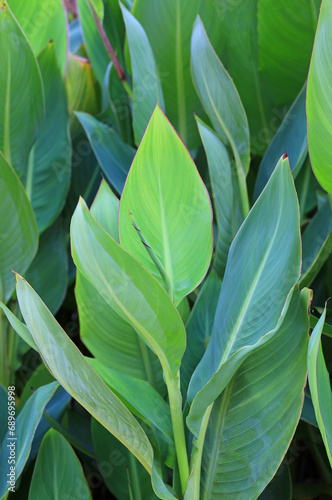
top-left (4, 46), bottom-right (11, 163)
top-left (175, 0), bottom-right (186, 142)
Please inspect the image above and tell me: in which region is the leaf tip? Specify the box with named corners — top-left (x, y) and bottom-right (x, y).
top-left (282, 150), bottom-right (288, 159)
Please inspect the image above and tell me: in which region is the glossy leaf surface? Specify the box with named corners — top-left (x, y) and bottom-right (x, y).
top-left (28, 429), bottom-right (92, 500)
top-left (0, 154), bottom-right (38, 303)
top-left (0, 1), bottom-right (44, 177)
top-left (307, 307), bottom-right (332, 467)
top-left (188, 156), bottom-right (301, 432)
top-left (119, 106), bottom-right (213, 303)
top-left (307, 0), bottom-right (332, 193)
top-left (16, 275), bottom-right (154, 473)
top-left (121, 5), bottom-right (164, 145)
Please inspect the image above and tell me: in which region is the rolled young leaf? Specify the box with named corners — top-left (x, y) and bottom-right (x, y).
top-left (119, 105), bottom-right (213, 303)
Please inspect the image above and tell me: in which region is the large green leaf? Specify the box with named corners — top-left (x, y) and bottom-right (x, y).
top-left (254, 85), bottom-right (307, 199)
top-left (75, 181), bottom-right (165, 393)
top-left (199, 287), bottom-right (309, 499)
top-left (258, 0), bottom-right (319, 105)
top-left (191, 16), bottom-right (250, 176)
top-left (133, 0), bottom-right (203, 149)
top-left (25, 219), bottom-right (68, 314)
top-left (181, 271), bottom-right (222, 396)
top-left (196, 117), bottom-right (237, 277)
top-left (307, 0), bottom-right (332, 193)
top-left (0, 1), bottom-right (44, 177)
top-left (307, 307), bottom-right (332, 467)
top-left (188, 156), bottom-right (301, 433)
top-left (119, 106), bottom-right (213, 303)
top-left (8, 0), bottom-right (68, 75)
top-left (71, 197), bottom-right (186, 377)
top-left (300, 197), bottom-right (332, 288)
top-left (28, 429), bottom-right (92, 500)
top-left (0, 382), bottom-right (59, 499)
top-left (0, 302), bottom-right (36, 350)
top-left (15, 275), bottom-right (154, 474)
top-left (121, 5), bottom-right (164, 145)
top-left (0, 153), bottom-right (38, 303)
top-left (92, 418), bottom-right (157, 500)
top-left (76, 112), bottom-right (135, 195)
top-left (89, 358), bottom-right (173, 446)
top-left (25, 43), bottom-right (71, 233)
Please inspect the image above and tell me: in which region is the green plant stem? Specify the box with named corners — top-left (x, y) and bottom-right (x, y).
top-left (42, 409), bottom-right (95, 459)
top-left (164, 371), bottom-right (189, 495)
top-left (89, 1), bottom-right (133, 100)
top-left (8, 324), bottom-right (17, 386)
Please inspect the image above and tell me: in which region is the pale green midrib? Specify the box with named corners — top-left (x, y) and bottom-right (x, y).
top-left (4, 49), bottom-right (11, 163)
top-left (175, 0), bottom-right (186, 142)
top-left (220, 206), bottom-right (283, 364)
top-left (138, 336), bottom-right (154, 387)
top-left (202, 382), bottom-right (234, 500)
top-left (25, 146), bottom-right (35, 200)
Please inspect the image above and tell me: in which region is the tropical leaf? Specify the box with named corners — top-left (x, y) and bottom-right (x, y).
top-left (119, 106), bottom-right (213, 303)
top-left (307, 0), bottom-right (332, 193)
top-left (0, 153), bottom-right (38, 303)
top-left (25, 43), bottom-right (71, 233)
top-left (28, 429), bottom-right (92, 500)
top-left (121, 5), bottom-right (165, 145)
top-left (188, 156), bottom-right (301, 434)
top-left (133, 0), bottom-right (203, 149)
top-left (307, 307), bottom-right (332, 467)
top-left (196, 117), bottom-right (236, 277)
top-left (0, 1), bottom-right (44, 177)
top-left (25, 219), bottom-right (68, 314)
top-left (0, 302), bottom-right (37, 351)
top-left (0, 382), bottom-right (59, 499)
top-left (300, 196), bottom-right (332, 287)
top-left (15, 274), bottom-right (154, 474)
top-left (8, 0), bottom-right (68, 75)
top-left (76, 112), bottom-right (135, 195)
top-left (255, 85), bottom-right (307, 199)
top-left (198, 287), bottom-right (309, 499)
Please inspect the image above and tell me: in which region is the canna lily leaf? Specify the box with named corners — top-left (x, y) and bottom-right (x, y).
top-left (0, 0), bottom-right (44, 177)
top-left (307, 307), bottom-right (332, 467)
top-left (119, 105), bottom-right (213, 303)
top-left (307, 0), bottom-right (332, 193)
top-left (15, 274), bottom-right (154, 474)
top-left (0, 153), bottom-right (38, 303)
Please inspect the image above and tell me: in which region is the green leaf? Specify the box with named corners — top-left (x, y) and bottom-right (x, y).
top-left (77, 0), bottom-right (110, 85)
top-left (299, 197), bottom-right (332, 287)
top-left (121, 5), bottom-right (165, 145)
top-left (87, 0), bottom-right (103, 19)
top-left (191, 16), bottom-right (250, 175)
top-left (0, 1), bottom-right (44, 177)
top-left (92, 418), bottom-right (157, 500)
top-left (307, 0), bottom-right (332, 193)
top-left (8, 0), bottom-right (68, 75)
top-left (258, 0), bottom-right (319, 105)
top-left (311, 314), bottom-right (332, 338)
top-left (0, 302), bottom-right (37, 350)
top-left (15, 274), bottom-right (154, 474)
top-left (119, 106), bottom-right (213, 303)
top-left (188, 156), bottom-right (301, 434)
top-left (0, 153), bottom-right (38, 303)
top-left (25, 219), bottom-right (68, 314)
top-left (65, 53), bottom-right (99, 137)
top-left (26, 43), bottom-right (71, 233)
top-left (71, 197), bottom-right (186, 376)
top-left (0, 385), bottom-right (8, 443)
top-left (254, 85), bottom-right (307, 199)
top-left (181, 271), bottom-right (222, 396)
top-left (88, 358), bottom-right (173, 446)
top-left (199, 286), bottom-right (309, 499)
top-left (28, 429), bottom-right (92, 500)
top-left (132, 0), bottom-right (203, 149)
top-left (0, 381), bottom-right (59, 498)
top-left (307, 307), bottom-right (332, 467)
top-left (90, 179), bottom-right (119, 240)
top-left (196, 117), bottom-right (236, 277)
top-left (76, 112), bottom-right (135, 195)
